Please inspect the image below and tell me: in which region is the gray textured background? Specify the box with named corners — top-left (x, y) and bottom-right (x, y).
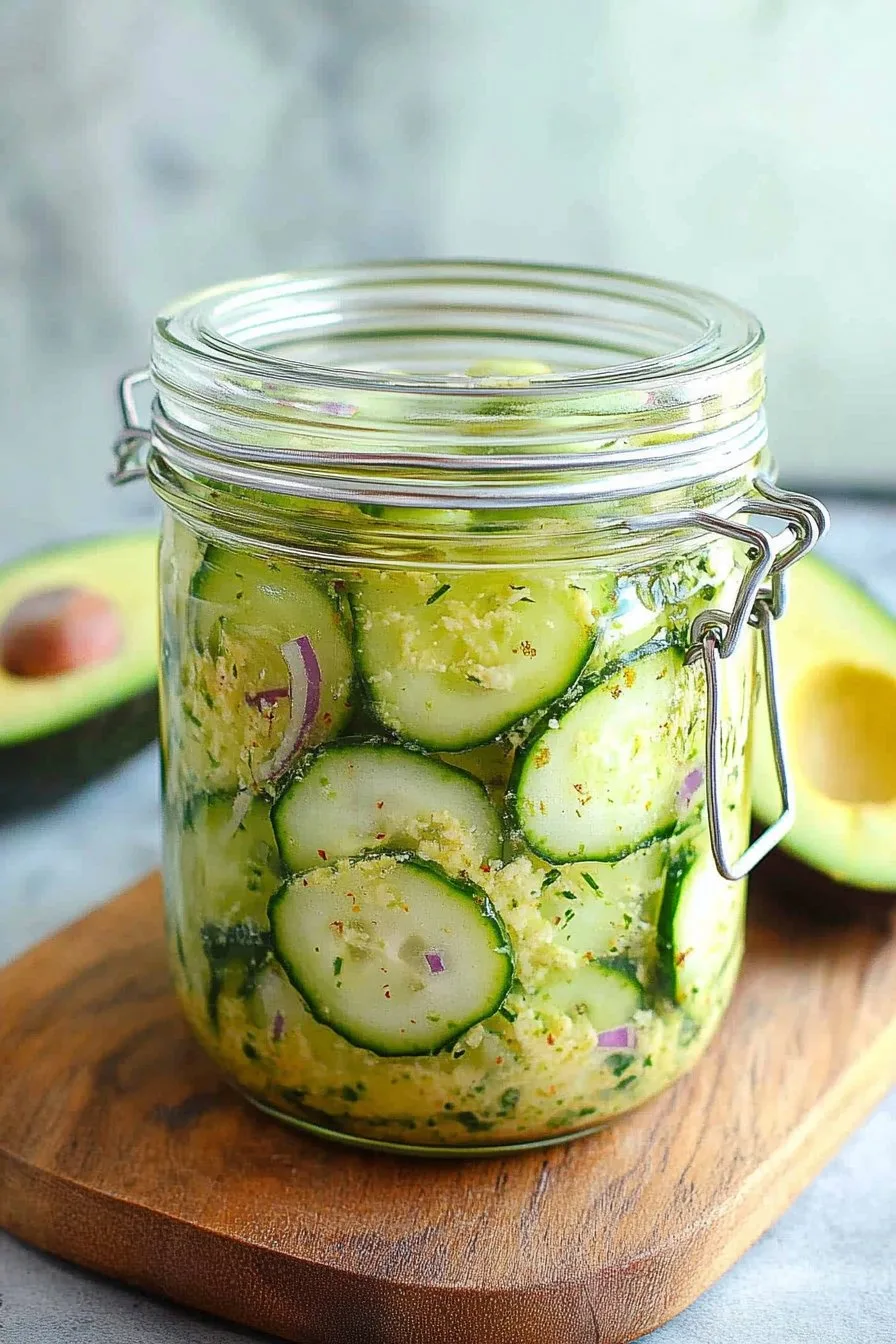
top-left (2, 0), bottom-right (896, 564)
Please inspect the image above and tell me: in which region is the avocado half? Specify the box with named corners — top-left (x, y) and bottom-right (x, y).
top-left (752, 555), bottom-right (896, 891)
top-left (0, 533), bottom-right (159, 815)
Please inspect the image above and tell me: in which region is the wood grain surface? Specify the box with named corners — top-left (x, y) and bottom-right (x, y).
top-left (1, 868), bottom-right (894, 1344)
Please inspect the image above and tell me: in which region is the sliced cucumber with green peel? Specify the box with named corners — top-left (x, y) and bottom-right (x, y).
top-left (539, 844), bottom-right (668, 959)
top-left (513, 638), bottom-right (702, 863)
top-left (172, 792), bottom-right (282, 1023)
top-left (180, 792), bottom-right (283, 928)
top-left (536, 961), bottom-right (644, 1033)
top-left (272, 741), bottom-right (503, 873)
top-left (269, 853), bottom-right (514, 1056)
top-left (182, 547), bottom-right (354, 789)
top-left (657, 845), bottom-right (744, 1011)
top-left (349, 570), bottom-right (598, 750)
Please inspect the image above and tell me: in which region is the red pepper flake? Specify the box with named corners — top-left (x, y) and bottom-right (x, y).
top-left (583, 950), bottom-right (594, 961)
top-left (330, 920), bottom-right (344, 935)
top-left (480, 861), bottom-right (491, 873)
top-left (376, 800), bottom-right (384, 809)
top-left (375, 832), bottom-right (387, 840)
top-left (322, 711), bottom-right (333, 726)
top-left (609, 684), bottom-right (622, 700)
top-left (333, 579), bottom-right (346, 591)
top-left (384, 988), bottom-right (392, 999)
top-left (302, 878), bottom-right (309, 887)
top-left (546, 1033), bottom-right (556, 1046)
top-left (317, 849), bottom-right (328, 860)
top-left (495, 1056), bottom-right (504, 1065)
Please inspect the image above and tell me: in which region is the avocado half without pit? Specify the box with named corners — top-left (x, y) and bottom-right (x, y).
top-left (752, 555), bottom-right (896, 892)
top-left (0, 533), bottom-right (159, 815)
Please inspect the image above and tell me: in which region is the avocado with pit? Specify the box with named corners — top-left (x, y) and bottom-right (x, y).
top-left (0, 533), bottom-right (159, 814)
top-left (752, 554), bottom-right (896, 890)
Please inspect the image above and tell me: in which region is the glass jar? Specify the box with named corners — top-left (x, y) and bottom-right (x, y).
top-left (112, 262), bottom-right (825, 1154)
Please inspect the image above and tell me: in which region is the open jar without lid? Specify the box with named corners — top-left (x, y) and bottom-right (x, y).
top-left (112, 262), bottom-right (826, 1152)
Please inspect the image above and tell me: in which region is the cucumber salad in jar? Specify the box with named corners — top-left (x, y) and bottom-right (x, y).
top-left (161, 467), bottom-right (756, 1151)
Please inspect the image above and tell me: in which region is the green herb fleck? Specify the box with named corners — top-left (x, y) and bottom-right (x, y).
top-left (455, 1110), bottom-right (494, 1134)
top-left (643, 1055), bottom-right (653, 1068)
top-left (184, 707), bottom-right (202, 729)
top-left (615, 1075), bottom-right (638, 1091)
top-left (622, 912), bottom-right (633, 928)
top-left (606, 1052), bottom-right (635, 1078)
top-left (333, 956), bottom-right (343, 977)
top-left (498, 1087), bottom-right (520, 1115)
top-left (243, 1041), bottom-right (260, 1060)
top-left (341, 1084), bottom-right (362, 1103)
top-left (581, 872), bottom-right (601, 894)
top-left (541, 869), bottom-right (562, 889)
top-left (499, 1006), bottom-right (518, 1023)
top-left (426, 582), bottom-right (451, 605)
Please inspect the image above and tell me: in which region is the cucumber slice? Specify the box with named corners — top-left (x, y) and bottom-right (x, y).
top-left (657, 846), bottom-right (744, 1011)
top-left (513, 639), bottom-right (702, 863)
top-left (272, 741), bottom-right (503, 873)
top-left (180, 792), bottom-right (283, 928)
top-left (539, 844), bottom-right (668, 960)
top-left (269, 853), bottom-right (514, 1056)
top-left (181, 547), bottom-right (353, 790)
top-left (172, 792), bottom-right (282, 1023)
top-left (349, 570), bottom-right (597, 750)
top-left (536, 961), bottom-right (644, 1033)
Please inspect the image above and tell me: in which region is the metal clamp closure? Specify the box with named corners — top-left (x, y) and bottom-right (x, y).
top-left (683, 484), bottom-right (829, 881)
top-left (110, 369), bottom-right (151, 485)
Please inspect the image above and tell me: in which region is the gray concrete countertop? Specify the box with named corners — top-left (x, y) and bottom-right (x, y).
top-left (1, 497), bottom-right (894, 1343)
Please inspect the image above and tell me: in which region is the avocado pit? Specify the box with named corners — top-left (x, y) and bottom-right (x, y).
top-left (0, 586), bottom-right (122, 678)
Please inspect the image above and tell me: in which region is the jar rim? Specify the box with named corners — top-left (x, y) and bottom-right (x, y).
top-left (146, 260), bottom-right (767, 518)
top-left (154, 259), bottom-right (763, 396)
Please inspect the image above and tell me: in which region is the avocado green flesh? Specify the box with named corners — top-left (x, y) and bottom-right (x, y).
top-left (752, 555), bottom-right (896, 890)
top-left (0, 533), bottom-right (159, 812)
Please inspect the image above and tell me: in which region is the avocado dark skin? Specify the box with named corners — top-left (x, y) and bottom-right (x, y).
top-left (0, 688), bottom-right (158, 816)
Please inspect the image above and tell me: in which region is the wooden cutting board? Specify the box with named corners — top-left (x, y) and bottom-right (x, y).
top-left (1, 864), bottom-right (894, 1344)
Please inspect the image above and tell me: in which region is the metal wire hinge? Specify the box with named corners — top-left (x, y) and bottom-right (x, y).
top-left (109, 369), bottom-right (151, 484)
top-left (683, 483), bottom-right (829, 881)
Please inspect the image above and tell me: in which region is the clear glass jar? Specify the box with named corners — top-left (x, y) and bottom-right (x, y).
top-left (113, 263), bottom-right (825, 1153)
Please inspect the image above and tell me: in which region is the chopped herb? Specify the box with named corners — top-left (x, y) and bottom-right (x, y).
top-left (242, 1041), bottom-right (260, 1060)
top-left (498, 1087), bottom-right (520, 1115)
top-left (605, 1052), bottom-right (635, 1077)
top-left (341, 1084), bottom-right (362, 1103)
top-left (426, 582), bottom-right (451, 605)
top-left (183, 707), bottom-right (202, 729)
top-left (622, 912), bottom-right (633, 928)
top-left (615, 1075), bottom-right (638, 1091)
top-left (643, 1055), bottom-right (653, 1068)
top-left (581, 871), bottom-right (601, 894)
top-left (333, 956), bottom-right (343, 977)
top-left (541, 869), bottom-right (562, 889)
top-left (455, 1111), bottom-right (494, 1134)
top-left (561, 908), bottom-right (575, 928)
top-left (499, 1006), bottom-right (517, 1023)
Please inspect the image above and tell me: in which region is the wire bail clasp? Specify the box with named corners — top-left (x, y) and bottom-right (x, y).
top-left (109, 369), bottom-right (151, 485)
top-left (686, 481), bottom-right (829, 881)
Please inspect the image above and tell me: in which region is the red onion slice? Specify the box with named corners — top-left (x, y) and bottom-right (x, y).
top-left (424, 951), bottom-right (446, 974)
top-left (256, 636), bottom-right (321, 783)
top-left (596, 1025), bottom-right (637, 1050)
top-left (245, 686), bottom-right (289, 712)
top-left (676, 766), bottom-right (704, 814)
